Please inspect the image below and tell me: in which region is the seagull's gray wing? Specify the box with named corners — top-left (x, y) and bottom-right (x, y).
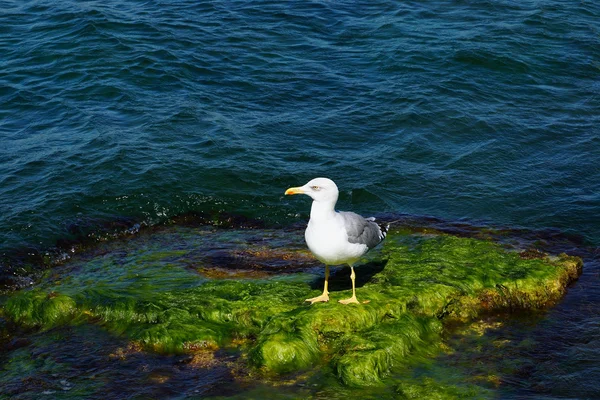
top-left (339, 211), bottom-right (388, 250)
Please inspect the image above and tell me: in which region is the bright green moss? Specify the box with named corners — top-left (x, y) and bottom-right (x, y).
top-left (251, 329), bottom-right (320, 374)
top-left (0, 230), bottom-right (582, 388)
top-left (374, 235), bottom-right (582, 320)
top-left (131, 319), bottom-right (223, 353)
top-left (334, 315), bottom-right (442, 387)
top-left (4, 290), bottom-right (77, 328)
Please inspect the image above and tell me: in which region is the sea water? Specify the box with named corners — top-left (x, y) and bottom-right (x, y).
top-left (1, 1), bottom-right (599, 398)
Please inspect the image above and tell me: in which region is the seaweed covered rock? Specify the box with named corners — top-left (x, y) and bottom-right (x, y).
top-left (0, 229), bottom-right (583, 388)
top-left (377, 235), bottom-right (582, 320)
top-left (5, 290), bottom-right (77, 328)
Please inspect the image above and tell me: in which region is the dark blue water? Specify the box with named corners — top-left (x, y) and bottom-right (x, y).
top-left (2, 0), bottom-right (599, 253)
top-left (1, 0), bottom-right (599, 397)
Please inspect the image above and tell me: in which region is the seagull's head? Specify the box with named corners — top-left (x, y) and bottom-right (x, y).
top-left (285, 177), bottom-right (339, 204)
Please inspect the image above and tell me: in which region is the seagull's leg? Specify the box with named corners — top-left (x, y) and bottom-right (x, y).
top-left (323, 264), bottom-right (330, 294)
top-left (305, 265), bottom-right (330, 303)
top-left (339, 265), bottom-right (359, 304)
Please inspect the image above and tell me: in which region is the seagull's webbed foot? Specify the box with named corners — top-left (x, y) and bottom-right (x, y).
top-left (305, 292), bottom-right (329, 304)
top-left (338, 295), bottom-right (359, 305)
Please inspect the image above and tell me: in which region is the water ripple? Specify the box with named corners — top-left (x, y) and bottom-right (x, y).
top-left (0, 0), bottom-right (598, 248)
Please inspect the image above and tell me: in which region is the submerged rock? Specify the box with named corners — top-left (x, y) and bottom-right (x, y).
top-left (0, 226), bottom-right (583, 390)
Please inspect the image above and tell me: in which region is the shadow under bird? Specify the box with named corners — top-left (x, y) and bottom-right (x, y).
top-left (285, 177), bottom-right (388, 304)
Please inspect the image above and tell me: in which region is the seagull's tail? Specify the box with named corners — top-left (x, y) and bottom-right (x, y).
top-left (378, 218), bottom-right (405, 241)
top-left (378, 222), bottom-right (390, 240)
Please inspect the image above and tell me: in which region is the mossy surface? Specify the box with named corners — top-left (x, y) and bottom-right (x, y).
top-left (0, 226), bottom-right (582, 394)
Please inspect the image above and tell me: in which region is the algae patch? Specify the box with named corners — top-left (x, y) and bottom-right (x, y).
top-left (0, 227), bottom-right (582, 391)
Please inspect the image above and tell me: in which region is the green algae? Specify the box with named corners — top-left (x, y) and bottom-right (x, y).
top-left (394, 376), bottom-right (488, 399)
top-left (0, 228), bottom-right (582, 392)
top-left (5, 290), bottom-right (77, 329)
top-left (377, 235), bottom-right (582, 320)
top-left (333, 315), bottom-right (442, 387)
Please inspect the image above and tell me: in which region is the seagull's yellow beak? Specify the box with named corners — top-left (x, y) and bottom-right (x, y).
top-left (285, 186), bottom-right (305, 195)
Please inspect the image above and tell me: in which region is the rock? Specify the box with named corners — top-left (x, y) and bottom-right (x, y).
top-left (0, 227), bottom-right (582, 388)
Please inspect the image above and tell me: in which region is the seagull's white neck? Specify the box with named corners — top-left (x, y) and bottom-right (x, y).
top-left (310, 198), bottom-right (337, 221)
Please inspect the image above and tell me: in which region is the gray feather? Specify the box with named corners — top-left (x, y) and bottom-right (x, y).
top-left (339, 211), bottom-right (388, 249)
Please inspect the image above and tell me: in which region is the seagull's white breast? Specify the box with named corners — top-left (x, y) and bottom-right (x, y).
top-left (304, 213), bottom-right (368, 266)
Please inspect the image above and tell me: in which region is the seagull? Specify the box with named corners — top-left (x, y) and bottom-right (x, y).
top-left (285, 177), bottom-right (388, 304)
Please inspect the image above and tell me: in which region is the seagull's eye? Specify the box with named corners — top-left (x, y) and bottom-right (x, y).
top-left (311, 186), bottom-right (320, 191)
